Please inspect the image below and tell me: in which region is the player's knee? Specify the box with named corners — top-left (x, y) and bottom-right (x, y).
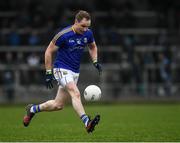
top-left (54, 102), bottom-right (64, 110)
top-left (73, 91), bottom-right (80, 98)
top-left (66, 83), bottom-right (75, 92)
top-left (66, 83), bottom-right (80, 98)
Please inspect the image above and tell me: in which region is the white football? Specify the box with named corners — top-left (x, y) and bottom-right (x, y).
top-left (84, 85), bottom-right (101, 101)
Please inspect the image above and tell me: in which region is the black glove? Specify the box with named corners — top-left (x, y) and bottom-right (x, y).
top-left (45, 70), bottom-right (55, 89)
top-left (93, 61), bottom-right (102, 75)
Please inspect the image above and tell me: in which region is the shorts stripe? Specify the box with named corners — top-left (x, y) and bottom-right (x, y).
top-left (56, 69), bottom-right (61, 81)
top-left (59, 69), bottom-right (63, 78)
top-left (54, 69), bottom-right (62, 84)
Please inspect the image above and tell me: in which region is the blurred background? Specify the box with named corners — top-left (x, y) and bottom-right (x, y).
top-left (0, 0), bottom-right (180, 104)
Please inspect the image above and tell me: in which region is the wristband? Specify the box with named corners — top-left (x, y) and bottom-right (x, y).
top-left (46, 69), bottom-right (52, 74)
top-left (92, 59), bottom-right (97, 63)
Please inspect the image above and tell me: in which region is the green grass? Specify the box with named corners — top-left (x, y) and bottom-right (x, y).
top-left (0, 103), bottom-right (180, 142)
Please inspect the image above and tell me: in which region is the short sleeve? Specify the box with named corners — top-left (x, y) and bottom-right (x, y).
top-left (52, 32), bottom-right (65, 47)
top-left (87, 30), bottom-right (95, 44)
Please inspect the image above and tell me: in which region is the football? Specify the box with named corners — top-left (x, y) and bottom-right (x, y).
top-left (84, 85), bottom-right (101, 101)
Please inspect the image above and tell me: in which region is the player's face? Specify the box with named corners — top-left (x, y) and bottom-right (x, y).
top-left (75, 18), bottom-right (91, 34)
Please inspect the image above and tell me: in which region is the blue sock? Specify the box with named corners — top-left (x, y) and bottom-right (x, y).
top-left (30, 105), bottom-right (41, 113)
top-left (81, 114), bottom-right (90, 127)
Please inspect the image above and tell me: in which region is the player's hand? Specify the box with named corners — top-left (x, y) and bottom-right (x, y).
top-left (45, 70), bottom-right (55, 89)
top-left (93, 61), bottom-right (102, 75)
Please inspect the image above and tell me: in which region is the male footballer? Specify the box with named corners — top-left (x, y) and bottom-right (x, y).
top-left (23, 10), bottom-right (102, 133)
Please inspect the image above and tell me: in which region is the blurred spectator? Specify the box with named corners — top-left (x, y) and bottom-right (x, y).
top-left (123, 35), bottom-right (136, 64)
top-left (132, 54), bottom-right (145, 95)
top-left (143, 53), bottom-right (154, 65)
top-left (6, 52), bottom-right (13, 65)
top-left (27, 53), bottom-right (40, 67)
top-left (3, 70), bottom-right (15, 102)
top-left (28, 31), bottom-right (40, 45)
top-left (8, 24), bottom-right (20, 46)
top-left (16, 52), bottom-right (24, 64)
top-left (25, 53), bottom-right (41, 84)
top-left (120, 54), bottom-right (132, 85)
top-left (158, 53), bottom-right (172, 96)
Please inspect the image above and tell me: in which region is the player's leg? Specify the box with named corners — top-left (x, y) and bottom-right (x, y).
top-left (23, 86), bottom-right (68, 127)
top-left (61, 71), bottom-right (90, 126)
top-left (38, 86), bottom-right (67, 111)
top-left (65, 82), bottom-right (86, 116)
top-left (65, 81), bottom-right (100, 133)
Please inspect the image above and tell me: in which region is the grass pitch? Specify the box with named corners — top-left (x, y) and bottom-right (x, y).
top-left (0, 103), bottom-right (180, 142)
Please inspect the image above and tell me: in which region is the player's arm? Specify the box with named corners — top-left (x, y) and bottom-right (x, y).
top-left (88, 42), bottom-right (102, 75)
top-left (88, 42), bottom-right (98, 63)
top-left (44, 41), bottom-right (58, 89)
top-left (45, 41), bottom-right (58, 70)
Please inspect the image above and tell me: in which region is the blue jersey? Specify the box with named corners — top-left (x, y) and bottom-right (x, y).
top-left (52, 26), bottom-right (94, 73)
